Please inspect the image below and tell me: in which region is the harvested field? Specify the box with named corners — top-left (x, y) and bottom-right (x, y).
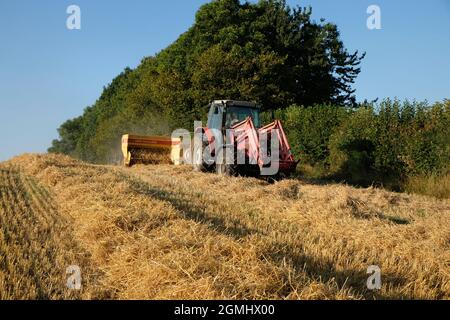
top-left (0, 153), bottom-right (449, 299)
top-left (0, 164), bottom-right (97, 299)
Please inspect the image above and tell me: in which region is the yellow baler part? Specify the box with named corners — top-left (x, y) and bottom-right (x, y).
top-left (121, 134), bottom-right (182, 166)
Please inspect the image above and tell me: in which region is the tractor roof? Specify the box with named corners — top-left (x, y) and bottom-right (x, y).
top-left (212, 100), bottom-right (260, 109)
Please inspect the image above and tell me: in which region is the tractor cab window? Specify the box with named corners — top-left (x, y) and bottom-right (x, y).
top-left (207, 104), bottom-right (223, 130)
top-left (225, 107), bottom-right (260, 128)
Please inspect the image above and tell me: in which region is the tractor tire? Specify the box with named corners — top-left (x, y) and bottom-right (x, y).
top-left (193, 143), bottom-right (205, 172)
top-left (215, 148), bottom-right (235, 176)
top-left (215, 162), bottom-right (234, 176)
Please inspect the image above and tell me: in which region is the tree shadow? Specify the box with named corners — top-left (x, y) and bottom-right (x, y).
top-left (118, 171), bottom-right (262, 239)
top-left (262, 240), bottom-right (413, 300)
top-left (118, 171), bottom-right (419, 299)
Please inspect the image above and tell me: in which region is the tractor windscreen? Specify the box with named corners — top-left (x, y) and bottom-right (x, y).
top-left (226, 106), bottom-right (261, 128)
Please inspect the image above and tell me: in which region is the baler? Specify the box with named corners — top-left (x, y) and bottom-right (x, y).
top-left (121, 134), bottom-right (182, 166)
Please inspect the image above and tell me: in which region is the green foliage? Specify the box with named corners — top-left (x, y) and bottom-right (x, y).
top-left (328, 107), bottom-right (377, 184)
top-left (264, 104), bottom-right (349, 164)
top-left (50, 0), bottom-right (364, 162)
top-left (329, 100), bottom-right (449, 187)
top-left (274, 99), bottom-right (449, 190)
top-left (402, 100), bottom-right (450, 175)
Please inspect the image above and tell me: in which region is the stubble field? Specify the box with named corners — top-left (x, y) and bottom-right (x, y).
top-left (0, 153), bottom-right (448, 299)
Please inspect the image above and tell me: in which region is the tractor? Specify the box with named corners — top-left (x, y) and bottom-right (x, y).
top-left (192, 100), bottom-right (298, 177)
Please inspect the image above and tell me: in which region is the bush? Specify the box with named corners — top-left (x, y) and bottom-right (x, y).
top-left (276, 99), bottom-right (449, 196)
top-left (327, 99), bottom-right (449, 189)
top-left (328, 107), bottom-right (378, 185)
top-left (263, 104), bottom-right (349, 165)
top-left (402, 101), bottom-right (450, 176)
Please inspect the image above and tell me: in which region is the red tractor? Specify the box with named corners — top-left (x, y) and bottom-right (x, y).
top-left (193, 100), bottom-right (298, 177)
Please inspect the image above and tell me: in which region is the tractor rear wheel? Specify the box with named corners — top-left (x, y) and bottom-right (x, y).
top-left (193, 143), bottom-right (205, 172)
top-left (215, 162), bottom-right (233, 176)
top-left (215, 148), bottom-right (235, 176)
top-left (193, 140), bottom-right (216, 172)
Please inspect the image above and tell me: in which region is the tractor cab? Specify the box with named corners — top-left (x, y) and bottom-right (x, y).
top-left (207, 100), bottom-right (261, 131)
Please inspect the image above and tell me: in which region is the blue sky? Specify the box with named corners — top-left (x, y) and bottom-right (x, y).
top-left (0, 0), bottom-right (449, 161)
